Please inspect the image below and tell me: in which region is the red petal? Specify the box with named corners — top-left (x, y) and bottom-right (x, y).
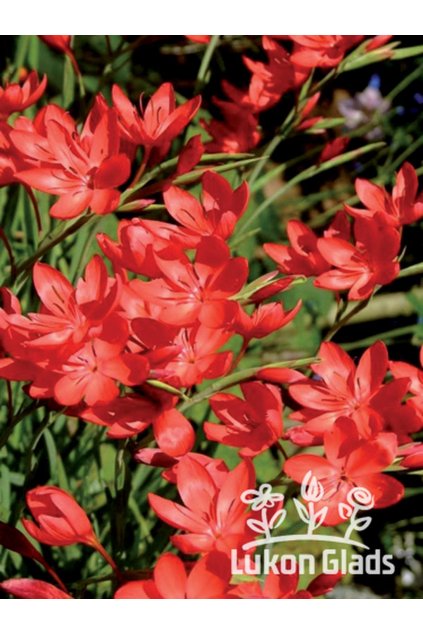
top-left (345, 433), bottom-right (397, 477)
top-left (353, 473), bottom-right (404, 507)
top-left (89, 189), bottom-right (120, 215)
top-left (50, 190), bottom-right (92, 218)
top-left (186, 552), bottom-right (231, 598)
top-left (284, 454), bottom-right (339, 483)
top-left (163, 186), bottom-right (205, 232)
top-left (216, 460), bottom-right (254, 526)
top-left (114, 580), bottom-right (157, 599)
top-left (355, 178), bottom-right (387, 213)
top-left (33, 262), bottom-right (74, 316)
top-left (354, 341), bottom-right (388, 400)
top-left (153, 409), bottom-right (195, 457)
top-left (176, 456), bottom-right (217, 514)
top-left (307, 572), bottom-right (343, 596)
top-left (154, 553), bottom-right (187, 598)
top-left (0, 579), bottom-right (72, 599)
top-left (94, 154), bottom-right (131, 189)
top-left (148, 493), bottom-right (207, 533)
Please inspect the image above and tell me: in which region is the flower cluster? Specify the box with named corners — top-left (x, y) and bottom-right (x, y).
top-left (265, 163), bottom-right (423, 300)
top-left (203, 36), bottom-right (372, 153)
top-left (0, 33), bottom-right (422, 600)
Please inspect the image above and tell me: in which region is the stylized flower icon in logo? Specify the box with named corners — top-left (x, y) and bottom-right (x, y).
top-left (241, 484), bottom-right (286, 540)
top-left (239, 472), bottom-right (375, 551)
top-left (295, 470), bottom-right (328, 534)
top-left (301, 470), bottom-right (325, 502)
top-left (339, 486), bottom-right (375, 540)
top-left (241, 483), bottom-right (284, 510)
top-left (346, 487), bottom-right (374, 510)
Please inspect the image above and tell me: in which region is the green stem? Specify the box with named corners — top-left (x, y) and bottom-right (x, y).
top-left (235, 142), bottom-right (384, 239)
top-left (341, 325), bottom-right (418, 352)
top-left (11, 213), bottom-right (95, 284)
top-left (178, 357), bottom-right (316, 413)
top-left (146, 379), bottom-right (189, 401)
top-left (73, 573), bottom-right (115, 590)
top-left (111, 440), bottom-right (130, 567)
top-left (386, 63), bottom-right (423, 101)
top-left (390, 135), bottom-right (423, 173)
top-left (92, 540), bottom-right (120, 574)
top-left (248, 133), bottom-right (286, 189)
top-left (0, 400), bottom-right (42, 450)
top-left (324, 297), bottom-right (371, 342)
top-left (399, 262), bottom-right (423, 279)
top-left (277, 441), bottom-right (289, 461)
top-left (196, 35), bottom-right (220, 88)
top-left (128, 148), bottom-right (151, 189)
top-left (6, 409), bottom-right (58, 529)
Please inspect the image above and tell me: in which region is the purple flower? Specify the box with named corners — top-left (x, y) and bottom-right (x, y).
top-left (338, 81), bottom-right (390, 140)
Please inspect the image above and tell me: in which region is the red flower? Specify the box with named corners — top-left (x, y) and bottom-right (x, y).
top-left (296, 92), bottom-right (324, 131)
top-left (98, 217), bottom-right (195, 277)
top-left (0, 71), bottom-right (46, 120)
top-left (319, 137), bottom-right (350, 163)
top-left (289, 36), bottom-right (363, 68)
top-left (22, 486), bottom-right (100, 548)
top-left (76, 393), bottom-right (157, 437)
top-left (79, 391), bottom-right (195, 454)
top-left (132, 319), bottom-right (232, 388)
top-left (48, 336), bottom-right (148, 406)
top-left (345, 163), bottom-right (423, 227)
top-left (163, 171), bottom-right (249, 242)
top-left (0, 123), bottom-right (24, 186)
top-left (264, 212), bottom-right (350, 278)
top-left (399, 444), bottom-right (423, 469)
top-left (112, 82), bottom-right (201, 160)
top-left (204, 381), bottom-right (283, 457)
top-left (149, 456), bottom-right (255, 554)
top-left (248, 274), bottom-right (293, 303)
top-left (115, 552), bottom-right (231, 599)
top-left (0, 579), bottom-right (72, 599)
top-left (288, 341), bottom-right (395, 439)
top-left (136, 236), bottom-right (248, 328)
top-left (174, 134), bottom-right (204, 176)
top-left (390, 346), bottom-right (423, 418)
top-left (136, 450), bottom-right (229, 486)
top-left (368, 383), bottom-right (422, 444)
top-left (285, 417), bottom-right (403, 524)
top-left (20, 486), bottom-right (117, 571)
top-left (12, 105), bottom-right (131, 218)
top-left (147, 407), bottom-right (195, 456)
top-left (39, 36), bottom-right (79, 74)
top-left (365, 36), bottom-right (393, 52)
top-left (202, 100), bottom-right (260, 154)
top-left (229, 569), bottom-right (342, 599)
top-left (0, 255), bottom-right (121, 363)
top-left (225, 37), bottom-right (308, 113)
top-left (29, 256), bottom-right (121, 352)
top-left (234, 300), bottom-right (301, 342)
top-left (315, 216), bottom-right (400, 300)
top-left (185, 36), bottom-right (211, 45)
top-left (0, 256), bottom-right (149, 408)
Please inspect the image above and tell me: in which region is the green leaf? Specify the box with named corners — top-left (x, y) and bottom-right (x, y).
top-left (235, 142), bottom-right (385, 237)
top-left (43, 428), bottom-right (58, 482)
top-left (171, 157), bottom-right (263, 187)
top-left (62, 57), bottom-right (75, 108)
top-left (306, 117), bottom-right (345, 131)
top-left (391, 46), bottom-right (423, 60)
top-left (340, 43), bottom-right (397, 71)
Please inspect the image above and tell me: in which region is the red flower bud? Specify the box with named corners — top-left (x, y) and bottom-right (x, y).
top-left (22, 486), bottom-right (98, 548)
